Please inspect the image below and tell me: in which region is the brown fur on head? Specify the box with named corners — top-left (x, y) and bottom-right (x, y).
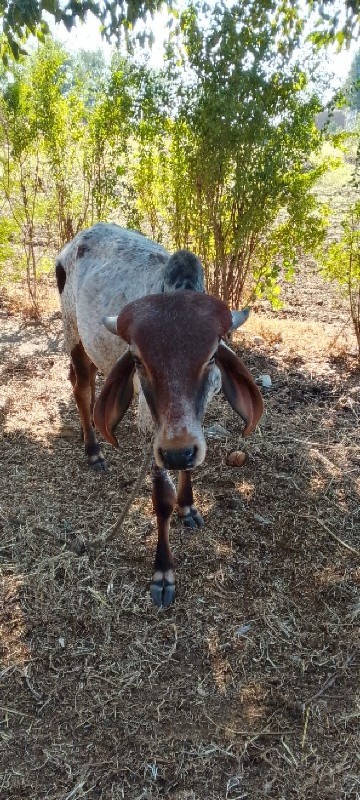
top-left (94, 292), bottom-right (263, 468)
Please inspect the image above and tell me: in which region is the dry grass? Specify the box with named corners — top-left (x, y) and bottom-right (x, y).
top-left (0, 278), bottom-right (60, 320)
top-left (1, 263), bottom-right (360, 800)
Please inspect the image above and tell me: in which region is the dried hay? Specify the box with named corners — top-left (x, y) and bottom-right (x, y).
top-left (0, 264), bottom-right (359, 800)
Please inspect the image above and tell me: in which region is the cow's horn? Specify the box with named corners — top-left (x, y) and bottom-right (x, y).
top-left (102, 316), bottom-right (118, 335)
top-left (230, 307), bottom-right (251, 331)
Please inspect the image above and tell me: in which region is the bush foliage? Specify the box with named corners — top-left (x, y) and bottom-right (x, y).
top-left (0, 1), bottom-right (332, 312)
top-left (322, 200), bottom-right (360, 356)
top-left (1, 7), bottom-right (358, 355)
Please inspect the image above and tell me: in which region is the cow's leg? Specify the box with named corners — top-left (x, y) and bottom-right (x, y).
top-left (177, 471), bottom-right (204, 529)
top-left (70, 342), bottom-right (107, 471)
top-left (69, 361), bottom-right (83, 442)
top-left (89, 362), bottom-right (97, 420)
top-left (150, 464), bottom-right (176, 608)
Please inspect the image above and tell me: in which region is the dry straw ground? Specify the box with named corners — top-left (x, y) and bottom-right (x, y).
top-left (0, 263), bottom-right (359, 800)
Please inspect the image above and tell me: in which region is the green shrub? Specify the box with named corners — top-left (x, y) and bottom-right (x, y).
top-left (322, 201), bottom-right (360, 357)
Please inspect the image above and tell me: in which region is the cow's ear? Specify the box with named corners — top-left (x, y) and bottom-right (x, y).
top-left (215, 342), bottom-right (263, 437)
top-left (93, 350), bottom-right (135, 446)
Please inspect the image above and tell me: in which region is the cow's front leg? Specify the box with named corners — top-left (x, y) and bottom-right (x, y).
top-left (150, 465), bottom-right (176, 608)
top-left (177, 471), bottom-right (204, 529)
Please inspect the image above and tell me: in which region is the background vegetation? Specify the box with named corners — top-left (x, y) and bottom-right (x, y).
top-left (1, 0), bottom-right (359, 60)
top-left (0, 0), bottom-right (359, 352)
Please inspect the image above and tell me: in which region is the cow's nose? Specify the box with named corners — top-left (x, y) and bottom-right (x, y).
top-left (159, 447), bottom-right (197, 470)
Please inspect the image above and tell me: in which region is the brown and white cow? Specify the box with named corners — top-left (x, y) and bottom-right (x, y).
top-left (56, 222), bottom-right (263, 607)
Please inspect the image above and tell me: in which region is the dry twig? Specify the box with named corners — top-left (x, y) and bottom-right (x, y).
top-left (300, 515), bottom-right (360, 558)
top-left (90, 438), bottom-right (153, 548)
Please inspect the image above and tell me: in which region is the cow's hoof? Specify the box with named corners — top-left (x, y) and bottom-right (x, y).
top-left (181, 507), bottom-right (204, 529)
top-left (150, 570), bottom-right (175, 608)
top-left (88, 454), bottom-right (108, 472)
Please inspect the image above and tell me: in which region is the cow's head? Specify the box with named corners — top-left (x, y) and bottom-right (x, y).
top-left (93, 292), bottom-right (263, 470)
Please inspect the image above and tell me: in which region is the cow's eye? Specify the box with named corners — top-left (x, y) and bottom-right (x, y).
top-left (133, 356), bottom-right (142, 368)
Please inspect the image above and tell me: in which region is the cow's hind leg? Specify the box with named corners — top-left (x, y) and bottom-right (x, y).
top-left (69, 362), bottom-right (84, 442)
top-left (70, 342), bottom-right (107, 471)
top-left (150, 464), bottom-right (176, 608)
top-left (177, 471), bottom-right (204, 529)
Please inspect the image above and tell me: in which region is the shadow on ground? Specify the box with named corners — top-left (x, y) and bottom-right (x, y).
top-left (0, 274), bottom-right (359, 797)
top-left (1, 319), bottom-right (360, 798)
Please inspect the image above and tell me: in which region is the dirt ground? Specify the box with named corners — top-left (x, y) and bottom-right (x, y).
top-left (0, 264), bottom-right (359, 800)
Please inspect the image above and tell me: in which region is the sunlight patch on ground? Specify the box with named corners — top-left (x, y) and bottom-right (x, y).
top-left (315, 566), bottom-right (349, 587)
top-left (207, 627), bottom-right (232, 695)
top-left (237, 683), bottom-right (267, 723)
top-left (235, 316), bottom-right (356, 364)
top-left (0, 575), bottom-right (30, 668)
top-left (214, 542), bottom-right (233, 559)
top-left (235, 480), bottom-right (255, 500)
top-left (309, 448), bottom-right (341, 478)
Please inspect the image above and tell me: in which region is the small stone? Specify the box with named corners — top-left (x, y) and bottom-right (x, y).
top-left (226, 450), bottom-right (247, 467)
top-left (253, 513), bottom-right (272, 525)
top-left (236, 623), bottom-right (252, 636)
top-left (258, 373), bottom-right (272, 388)
top-left (253, 335), bottom-right (264, 345)
top-left (205, 423), bottom-right (231, 439)
top-left (58, 637), bottom-right (65, 649)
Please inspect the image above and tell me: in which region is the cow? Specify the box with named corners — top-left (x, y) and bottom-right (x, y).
top-left (56, 222), bottom-right (263, 607)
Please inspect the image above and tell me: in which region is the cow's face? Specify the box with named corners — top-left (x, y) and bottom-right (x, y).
top-left (94, 293), bottom-right (263, 470)
top-left (123, 294), bottom-right (229, 469)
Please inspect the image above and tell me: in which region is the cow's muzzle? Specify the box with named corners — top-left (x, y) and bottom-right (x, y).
top-left (158, 446), bottom-right (197, 471)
